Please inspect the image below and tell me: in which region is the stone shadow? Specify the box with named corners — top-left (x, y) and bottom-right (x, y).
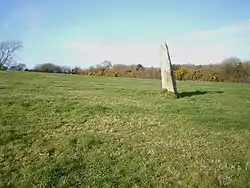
top-left (177, 90), bottom-right (224, 98)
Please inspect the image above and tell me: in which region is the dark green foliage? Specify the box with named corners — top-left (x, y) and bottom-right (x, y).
top-left (9, 63), bottom-right (26, 71)
top-left (33, 63), bottom-right (64, 73)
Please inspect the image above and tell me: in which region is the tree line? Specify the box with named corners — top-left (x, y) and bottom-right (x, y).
top-left (1, 40), bottom-right (250, 83)
top-left (25, 59), bottom-right (250, 83)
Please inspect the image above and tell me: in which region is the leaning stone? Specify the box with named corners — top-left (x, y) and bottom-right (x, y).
top-left (160, 43), bottom-right (178, 95)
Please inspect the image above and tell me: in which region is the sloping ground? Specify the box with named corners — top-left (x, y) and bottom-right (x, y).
top-left (0, 71), bottom-right (250, 187)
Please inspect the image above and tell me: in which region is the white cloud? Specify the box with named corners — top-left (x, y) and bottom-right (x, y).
top-left (67, 41), bottom-right (160, 67)
top-left (66, 19), bottom-right (250, 67)
top-left (187, 20), bottom-right (250, 42)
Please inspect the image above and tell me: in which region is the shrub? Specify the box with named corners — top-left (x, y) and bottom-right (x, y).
top-left (97, 71), bottom-right (104, 76)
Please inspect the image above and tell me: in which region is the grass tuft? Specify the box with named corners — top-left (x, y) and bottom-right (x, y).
top-left (161, 89), bottom-right (178, 99)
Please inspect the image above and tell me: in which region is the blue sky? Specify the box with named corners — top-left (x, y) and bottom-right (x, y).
top-left (1, 0), bottom-right (250, 68)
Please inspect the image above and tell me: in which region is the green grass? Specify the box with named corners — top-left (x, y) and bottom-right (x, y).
top-left (0, 71), bottom-right (250, 188)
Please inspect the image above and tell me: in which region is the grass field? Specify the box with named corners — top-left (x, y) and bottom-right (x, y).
top-left (0, 71), bottom-right (250, 188)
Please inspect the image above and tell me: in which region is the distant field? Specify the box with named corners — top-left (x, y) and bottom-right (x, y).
top-left (0, 71), bottom-right (250, 187)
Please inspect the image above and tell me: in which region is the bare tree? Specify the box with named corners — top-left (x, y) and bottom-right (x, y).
top-left (0, 40), bottom-right (23, 68)
top-left (96, 60), bottom-right (112, 69)
top-left (102, 60), bottom-right (112, 69)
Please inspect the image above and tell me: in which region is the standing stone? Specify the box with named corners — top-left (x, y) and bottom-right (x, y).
top-left (160, 43), bottom-right (178, 94)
